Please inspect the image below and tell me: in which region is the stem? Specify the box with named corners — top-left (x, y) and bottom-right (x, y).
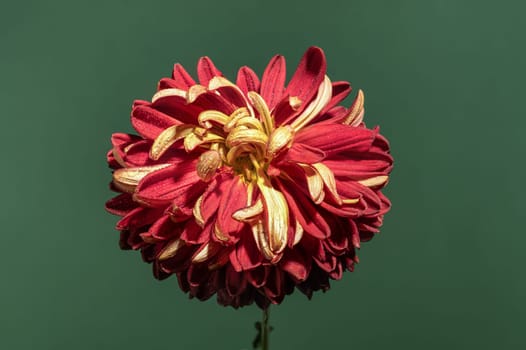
top-left (261, 307), bottom-right (270, 350)
top-left (252, 306), bottom-right (272, 350)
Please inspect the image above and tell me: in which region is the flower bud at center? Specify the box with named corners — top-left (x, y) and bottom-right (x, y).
top-left (196, 150), bottom-right (222, 182)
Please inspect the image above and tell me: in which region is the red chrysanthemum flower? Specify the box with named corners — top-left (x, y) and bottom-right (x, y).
top-left (106, 47), bottom-right (393, 308)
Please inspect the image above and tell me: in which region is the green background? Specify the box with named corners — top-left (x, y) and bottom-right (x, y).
top-left (1, 0), bottom-right (524, 349)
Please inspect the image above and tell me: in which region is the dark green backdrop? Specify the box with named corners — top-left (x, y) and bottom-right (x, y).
top-left (1, 0), bottom-right (524, 349)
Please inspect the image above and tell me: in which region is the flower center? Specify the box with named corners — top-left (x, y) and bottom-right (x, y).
top-left (182, 92), bottom-right (295, 184)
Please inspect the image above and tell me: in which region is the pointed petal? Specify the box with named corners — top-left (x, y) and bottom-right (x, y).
top-left (284, 47), bottom-right (326, 113)
top-left (197, 56), bottom-right (223, 86)
top-left (236, 66), bottom-right (261, 94)
top-left (172, 63), bottom-right (196, 89)
top-left (260, 55), bottom-right (286, 110)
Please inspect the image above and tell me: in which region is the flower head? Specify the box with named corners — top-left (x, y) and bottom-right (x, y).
top-left (106, 47), bottom-right (393, 308)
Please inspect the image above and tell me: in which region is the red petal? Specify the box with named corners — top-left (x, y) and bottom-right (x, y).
top-left (225, 265), bottom-right (247, 297)
top-left (295, 124), bottom-right (376, 156)
top-left (323, 217), bottom-right (351, 254)
top-left (280, 143), bottom-right (326, 164)
top-left (263, 268), bottom-right (285, 303)
top-left (284, 47), bottom-right (326, 112)
top-left (116, 207), bottom-right (164, 231)
top-left (157, 78), bottom-right (179, 90)
top-left (199, 175), bottom-right (224, 224)
top-left (260, 55), bottom-right (286, 110)
top-left (276, 179), bottom-right (330, 239)
top-left (190, 90), bottom-right (237, 115)
top-left (131, 104), bottom-right (178, 140)
top-left (212, 85), bottom-right (247, 109)
top-left (106, 193), bottom-right (138, 216)
top-left (151, 94), bottom-right (202, 125)
top-left (320, 81), bottom-right (351, 115)
top-left (247, 266), bottom-right (269, 288)
top-left (236, 227), bottom-right (263, 270)
top-left (328, 261), bottom-right (343, 280)
top-left (315, 106), bottom-right (349, 124)
top-left (215, 177), bottom-right (248, 241)
top-left (280, 248), bottom-right (311, 282)
top-left (135, 161), bottom-right (202, 207)
top-left (172, 63), bottom-right (196, 89)
top-left (197, 56), bottom-right (223, 86)
top-left (148, 215), bottom-right (181, 241)
top-left (236, 66), bottom-right (261, 94)
top-left (325, 154), bottom-right (392, 180)
top-left (111, 133), bottom-right (141, 148)
top-left (181, 218), bottom-right (210, 244)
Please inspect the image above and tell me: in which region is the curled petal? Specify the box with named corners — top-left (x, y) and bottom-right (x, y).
top-left (248, 91), bottom-right (274, 135)
top-left (298, 164), bottom-right (325, 204)
top-left (151, 88), bottom-right (187, 103)
top-left (290, 75), bottom-right (333, 130)
top-left (192, 241), bottom-right (222, 263)
top-left (232, 199), bottom-right (263, 222)
top-left (149, 124), bottom-right (193, 160)
top-left (358, 175), bottom-right (389, 188)
top-left (198, 110), bottom-right (230, 129)
top-left (257, 173), bottom-right (289, 258)
top-left (343, 90), bottom-right (365, 126)
top-left (277, 178), bottom-right (330, 239)
top-left (225, 127), bottom-right (268, 149)
top-left (112, 164), bottom-right (171, 193)
top-left (312, 162), bottom-right (342, 205)
top-left (158, 239), bottom-right (184, 260)
top-left (267, 125), bottom-right (294, 158)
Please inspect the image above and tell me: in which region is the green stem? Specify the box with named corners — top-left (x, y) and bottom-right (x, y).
top-left (261, 307), bottom-right (270, 350)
